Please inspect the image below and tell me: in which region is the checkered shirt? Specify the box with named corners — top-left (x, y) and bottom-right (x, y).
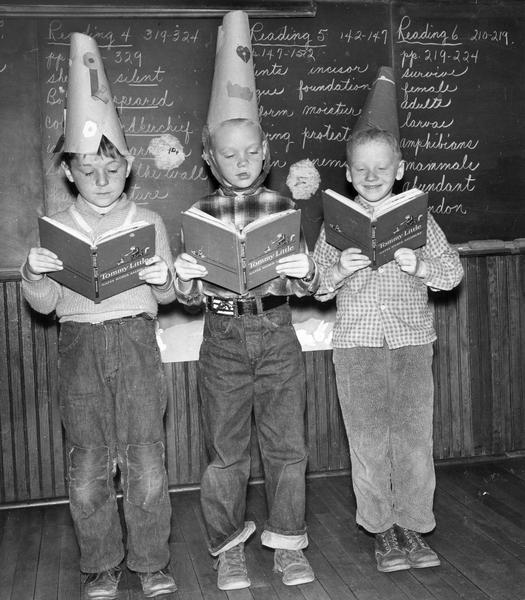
top-left (175, 187), bottom-right (317, 303)
top-left (313, 213), bottom-right (463, 349)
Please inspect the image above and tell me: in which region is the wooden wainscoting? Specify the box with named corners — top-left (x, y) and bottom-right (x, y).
top-left (0, 253), bottom-right (524, 505)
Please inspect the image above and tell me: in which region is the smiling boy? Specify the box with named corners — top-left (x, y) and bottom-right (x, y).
top-left (313, 67), bottom-right (463, 573)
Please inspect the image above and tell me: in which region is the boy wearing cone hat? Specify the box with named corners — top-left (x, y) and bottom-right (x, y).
top-left (175, 11), bottom-right (317, 591)
top-left (21, 33), bottom-right (177, 599)
top-left (313, 66), bottom-right (463, 573)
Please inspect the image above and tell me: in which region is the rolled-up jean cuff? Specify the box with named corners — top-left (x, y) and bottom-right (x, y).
top-left (261, 530), bottom-right (308, 550)
top-left (209, 521), bottom-right (256, 557)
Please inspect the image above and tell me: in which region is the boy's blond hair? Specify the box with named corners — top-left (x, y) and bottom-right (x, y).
top-left (346, 127), bottom-right (402, 165)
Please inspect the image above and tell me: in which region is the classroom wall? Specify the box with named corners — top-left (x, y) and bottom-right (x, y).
top-left (1, 253), bottom-right (524, 504)
top-left (0, 1), bottom-right (524, 505)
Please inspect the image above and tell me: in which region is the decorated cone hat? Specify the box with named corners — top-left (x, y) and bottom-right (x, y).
top-left (206, 10), bottom-right (259, 133)
top-left (353, 66), bottom-right (399, 141)
top-left (59, 32), bottom-right (128, 155)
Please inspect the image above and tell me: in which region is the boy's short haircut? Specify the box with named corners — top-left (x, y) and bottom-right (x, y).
top-left (206, 117), bottom-right (263, 147)
top-left (61, 135), bottom-right (123, 167)
top-left (346, 127), bottom-right (402, 164)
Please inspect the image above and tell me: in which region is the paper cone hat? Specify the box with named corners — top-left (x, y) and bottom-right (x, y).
top-left (206, 10), bottom-right (259, 133)
top-left (59, 32), bottom-right (129, 155)
top-left (353, 66), bottom-right (399, 141)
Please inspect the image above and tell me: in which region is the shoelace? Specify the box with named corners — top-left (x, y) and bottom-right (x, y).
top-left (277, 549), bottom-right (308, 568)
top-left (140, 569), bottom-right (169, 581)
top-left (84, 567), bottom-right (121, 584)
top-left (220, 544), bottom-right (247, 575)
top-left (401, 528), bottom-right (429, 552)
top-left (377, 528), bottom-right (401, 552)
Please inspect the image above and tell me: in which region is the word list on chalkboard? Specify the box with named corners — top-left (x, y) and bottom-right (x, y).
top-left (394, 2), bottom-right (525, 242)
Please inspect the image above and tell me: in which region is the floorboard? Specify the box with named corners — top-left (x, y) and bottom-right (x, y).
top-left (2, 458), bottom-right (525, 599)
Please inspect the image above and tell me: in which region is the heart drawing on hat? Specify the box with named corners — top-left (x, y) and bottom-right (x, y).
top-left (236, 46), bottom-right (251, 63)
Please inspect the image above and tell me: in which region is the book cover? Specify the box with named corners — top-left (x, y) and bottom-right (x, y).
top-left (182, 208), bottom-right (301, 294)
top-left (323, 188), bottom-right (428, 268)
top-left (38, 217), bottom-right (156, 302)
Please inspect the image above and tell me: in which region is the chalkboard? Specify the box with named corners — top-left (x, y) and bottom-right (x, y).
top-left (1, 1), bottom-right (524, 272)
top-left (0, 19), bottom-right (44, 275)
top-left (394, 1), bottom-right (525, 243)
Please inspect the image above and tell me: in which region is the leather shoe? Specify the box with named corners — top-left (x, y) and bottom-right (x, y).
top-left (396, 526), bottom-right (441, 568)
top-left (374, 527), bottom-right (410, 572)
top-left (138, 569), bottom-right (177, 597)
top-left (83, 567), bottom-right (121, 600)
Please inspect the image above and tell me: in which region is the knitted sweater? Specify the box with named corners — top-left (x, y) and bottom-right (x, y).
top-left (21, 195), bottom-right (176, 323)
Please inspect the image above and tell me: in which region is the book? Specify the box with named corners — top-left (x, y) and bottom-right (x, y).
top-left (38, 216), bottom-right (156, 303)
top-left (182, 207), bottom-right (302, 294)
top-left (322, 188), bottom-right (428, 268)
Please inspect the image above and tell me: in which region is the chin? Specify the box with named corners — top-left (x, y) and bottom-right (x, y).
top-left (235, 180), bottom-right (256, 189)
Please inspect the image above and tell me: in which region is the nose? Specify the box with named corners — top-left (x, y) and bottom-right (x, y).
top-left (237, 154), bottom-right (248, 167)
top-left (96, 170), bottom-right (109, 187)
top-left (364, 169), bottom-right (377, 181)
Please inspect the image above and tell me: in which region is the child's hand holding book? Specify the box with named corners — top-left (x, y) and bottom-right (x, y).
top-left (394, 248), bottom-right (429, 278)
top-left (275, 253), bottom-right (314, 280)
top-left (24, 246), bottom-right (63, 281)
top-left (334, 247), bottom-right (371, 284)
top-left (138, 255), bottom-right (170, 287)
top-left (175, 252), bottom-right (208, 282)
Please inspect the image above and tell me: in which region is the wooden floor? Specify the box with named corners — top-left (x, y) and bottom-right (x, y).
top-left (2, 457), bottom-right (525, 600)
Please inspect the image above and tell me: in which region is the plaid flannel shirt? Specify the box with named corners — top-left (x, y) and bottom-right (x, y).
top-left (313, 212), bottom-right (463, 349)
top-left (175, 187), bottom-right (318, 304)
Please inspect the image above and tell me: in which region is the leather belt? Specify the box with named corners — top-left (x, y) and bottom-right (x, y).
top-left (205, 295), bottom-right (288, 316)
top-left (95, 312), bottom-right (154, 325)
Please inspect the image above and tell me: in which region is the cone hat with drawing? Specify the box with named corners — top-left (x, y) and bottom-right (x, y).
top-left (205, 10), bottom-right (259, 134)
top-left (56, 32), bottom-right (129, 155)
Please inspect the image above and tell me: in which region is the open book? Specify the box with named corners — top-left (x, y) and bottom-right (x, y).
top-left (38, 216), bottom-right (156, 303)
top-left (182, 207), bottom-right (302, 294)
top-left (323, 188), bottom-right (428, 268)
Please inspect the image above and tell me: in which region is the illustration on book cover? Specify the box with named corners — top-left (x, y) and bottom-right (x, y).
top-left (116, 241), bottom-right (152, 266)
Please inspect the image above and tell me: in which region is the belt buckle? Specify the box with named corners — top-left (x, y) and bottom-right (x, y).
top-left (210, 298), bottom-right (235, 316)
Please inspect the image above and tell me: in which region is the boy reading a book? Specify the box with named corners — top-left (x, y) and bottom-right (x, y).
top-left (20, 33), bottom-right (177, 600)
top-left (313, 67), bottom-right (464, 573)
top-left (174, 11), bottom-right (317, 592)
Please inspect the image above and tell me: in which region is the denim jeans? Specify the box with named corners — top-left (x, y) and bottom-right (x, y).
top-left (198, 304), bottom-right (308, 554)
top-left (58, 316), bottom-right (171, 573)
top-left (333, 343), bottom-right (436, 534)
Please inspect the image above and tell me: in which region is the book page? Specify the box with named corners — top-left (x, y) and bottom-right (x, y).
top-left (373, 188), bottom-right (425, 219)
top-left (95, 220), bottom-right (152, 244)
top-left (243, 208), bottom-right (298, 234)
top-left (40, 216), bottom-right (92, 245)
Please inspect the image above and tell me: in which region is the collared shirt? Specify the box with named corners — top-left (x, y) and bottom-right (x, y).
top-left (175, 187), bottom-right (318, 304)
top-left (313, 211), bottom-right (463, 349)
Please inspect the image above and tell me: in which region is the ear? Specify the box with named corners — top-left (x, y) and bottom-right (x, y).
top-left (61, 161), bottom-right (74, 183)
top-left (395, 160), bottom-right (405, 181)
top-left (202, 149), bottom-right (212, 167)
top-left (262, 137), bottom-right (269, 156)
top-left (345, 165), bottom-right (352, 183)
top-left (124, 155), bottom-right (134, 178)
